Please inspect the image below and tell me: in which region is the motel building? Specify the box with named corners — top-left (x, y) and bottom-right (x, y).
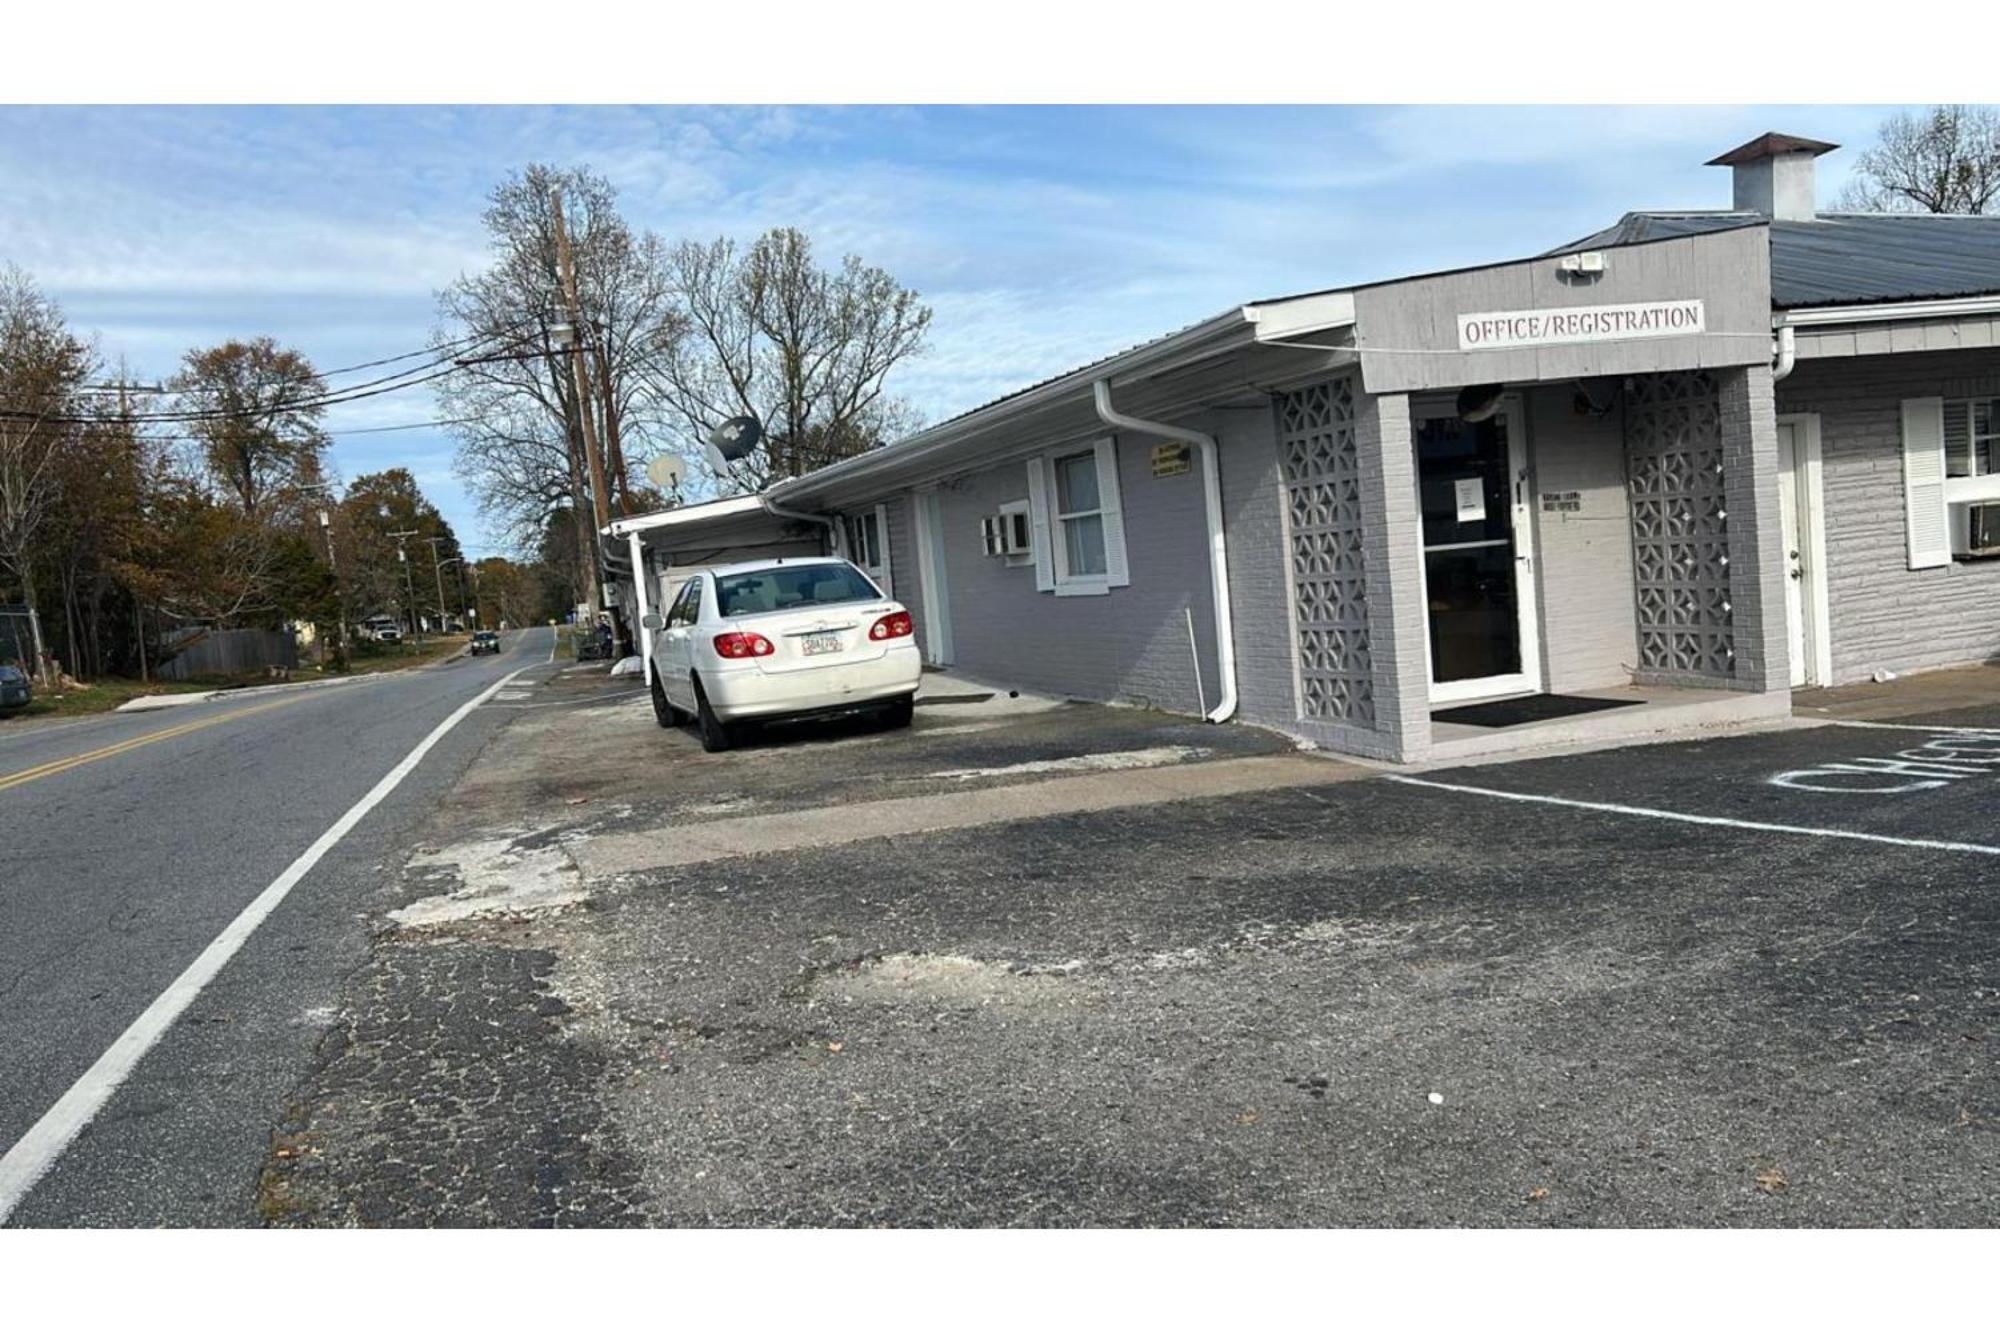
top-left (609, 132), bottom-right (2000, 763)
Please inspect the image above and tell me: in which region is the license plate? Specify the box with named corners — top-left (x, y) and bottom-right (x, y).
top-left (801, 633), bottom-right (842, 656)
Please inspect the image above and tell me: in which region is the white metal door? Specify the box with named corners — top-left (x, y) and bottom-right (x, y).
top-left (1776, 415), bottom-right (1830, 688)
top-left (1415, 400), bottom-right (1542, 705)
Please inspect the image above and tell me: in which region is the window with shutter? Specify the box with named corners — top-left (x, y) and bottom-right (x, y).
top-left (1902, 397), bottom-right (1952, 570)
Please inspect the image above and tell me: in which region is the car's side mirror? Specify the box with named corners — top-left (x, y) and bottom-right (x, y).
top-left (641, 612), bottom-right (664, 630)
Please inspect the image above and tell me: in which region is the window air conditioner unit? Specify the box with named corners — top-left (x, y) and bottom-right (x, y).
top-left (1966, 502), bottom-right (2000, 558)
top-left (1000, 508), bottom-right (1030, 555)
top-left (982, 510), bottom-right (1032, 558)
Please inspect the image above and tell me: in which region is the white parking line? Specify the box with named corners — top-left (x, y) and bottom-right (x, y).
top-left (1384, 774), bottom-right (2000, 857)
top-left (1820, 719), bottom-right (2000, 736)
top-left (0, 666), bottom-right (530, 1225)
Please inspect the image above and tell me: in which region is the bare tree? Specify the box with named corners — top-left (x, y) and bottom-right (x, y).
top-left (647, 227), bottom-right (932, 493)
top-left (1838, 105), bottom-right (2000, 214)
top-left (434, 165), bottom-right (680, 579)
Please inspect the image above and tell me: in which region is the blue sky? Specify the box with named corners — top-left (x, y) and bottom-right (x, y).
top-left (0, 104), bottom-right (1903, 555)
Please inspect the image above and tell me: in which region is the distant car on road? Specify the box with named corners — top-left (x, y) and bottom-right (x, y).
top-left (469, 630), bottom-right (500, 656)
top-left (644, 557), bottom-right (921, 752)
top-left (0, 664), bottom-right (30, 712)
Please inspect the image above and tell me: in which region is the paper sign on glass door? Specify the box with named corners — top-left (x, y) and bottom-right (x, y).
top-left (1454, 477), bottom-right (1486, 524)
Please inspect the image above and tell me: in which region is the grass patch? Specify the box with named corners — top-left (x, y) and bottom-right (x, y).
top-left (1, 676), bottom-right (212, 721)
top-left (0, 635), bottom-right (474, 724)
top-left (312, 633), bottom-right (471, 677)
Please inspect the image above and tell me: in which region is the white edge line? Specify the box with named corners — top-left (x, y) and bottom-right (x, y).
top-left (0, 665), bottom-right (529, 1225)
top-left (1383, 774), bottom-right (2000, 857)
top-left (1817, 719), bottom-right (2000, 736)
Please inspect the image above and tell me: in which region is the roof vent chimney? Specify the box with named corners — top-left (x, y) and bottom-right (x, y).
top-left (1706, 132), bottom-right (1837, 223)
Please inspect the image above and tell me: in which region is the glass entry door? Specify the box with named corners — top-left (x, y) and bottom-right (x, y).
top-left (1416, 404), bottom-right (1541, 703)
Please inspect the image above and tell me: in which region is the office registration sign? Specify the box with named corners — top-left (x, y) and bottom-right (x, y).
top-left (1457, 299), bottom-right (1705, 351)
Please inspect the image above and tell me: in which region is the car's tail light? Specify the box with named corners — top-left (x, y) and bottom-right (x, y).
top-left (869, 611), bottom-right (913, 641)
top-left (712, 631), bottom-right (775, 659)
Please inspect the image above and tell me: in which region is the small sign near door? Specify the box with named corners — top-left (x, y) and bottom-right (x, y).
top-left (1150, 442), bottom-right (1192, 478)
top-left (1454, 477), bottom-right (1486, 524)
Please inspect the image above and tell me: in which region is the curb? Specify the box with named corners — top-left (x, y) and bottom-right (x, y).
top-left (115, 672), bottom-right (382, 714)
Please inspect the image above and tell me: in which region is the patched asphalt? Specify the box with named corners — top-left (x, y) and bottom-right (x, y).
top-left (255, 671), bottom-right (2000, 1227)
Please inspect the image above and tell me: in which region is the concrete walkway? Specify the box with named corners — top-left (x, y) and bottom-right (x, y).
top-left (574, 751), bottom-right (1363, 878)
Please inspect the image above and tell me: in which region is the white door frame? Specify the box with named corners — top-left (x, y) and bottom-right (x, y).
top-left (911, 487), bottom-right (954, 666)
top-left (1414, 395), bottom-right (1544, 705)
top-left (1776, 413), bottom-right (1833, 688)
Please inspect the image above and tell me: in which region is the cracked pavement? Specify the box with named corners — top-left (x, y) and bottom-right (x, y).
top-left (253, 666), bottom-right (2000, 1227)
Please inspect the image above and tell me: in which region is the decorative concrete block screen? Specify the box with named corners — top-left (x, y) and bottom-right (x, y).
top-left (1625, 371), bottom-right (1735, 680)
top-left (1278, 377), bottom-right (1375, 724)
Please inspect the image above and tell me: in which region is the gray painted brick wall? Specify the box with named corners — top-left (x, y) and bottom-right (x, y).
top-left (931, 434), bottom-right (1219, 713)
top-left (1526, 385), bottom-right (1640, 692)
top-left (1720, 363), bottom-right (1791, 693)
top-left (1358, 390), bottom-right (1431, 761)
top-left (1779, 348), bottom-right (2000, 683)
top-left (1215, 405), bottom-right (1299, 728)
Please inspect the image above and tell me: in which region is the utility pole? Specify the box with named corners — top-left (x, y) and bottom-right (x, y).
top-left (424, 536), bottom-right (454, 633)
top-left (389, 529), bottom-right (423, 646)
top-left (550, 186), bottom-right (613, 616)
top-left (319, 509), bottom-right (350, 669)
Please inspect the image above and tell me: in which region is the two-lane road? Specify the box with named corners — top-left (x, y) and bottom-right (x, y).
top-left (0, 627), bottom-right (556, 1225)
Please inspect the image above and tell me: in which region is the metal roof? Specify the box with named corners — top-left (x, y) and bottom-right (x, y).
top-left (1705, 132), bottom-right (1839, 166)
top-left (1557, 210), bottom-right (2000, 309)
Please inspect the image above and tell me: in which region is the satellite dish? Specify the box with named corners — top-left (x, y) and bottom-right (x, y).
top-left (646, 454), bottom-right (688, 491)
top-left (1456, 383), bottom-right (1505, 423)
top-left (703, 416), bottom-right (763, 473)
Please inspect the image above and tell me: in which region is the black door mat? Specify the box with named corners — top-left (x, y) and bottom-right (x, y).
top-left (1432, 693), bottom-right (1643, 728)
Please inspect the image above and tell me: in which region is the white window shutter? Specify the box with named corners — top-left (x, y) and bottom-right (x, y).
top-left (1093, 437), bottom-right (1130, 587)
top-left (874, 503), bottom-right (893, 597)
top-left (1901, 397), bottom-right (1952, 569)
top-left (1025, 460), bottom-right (1055, 592)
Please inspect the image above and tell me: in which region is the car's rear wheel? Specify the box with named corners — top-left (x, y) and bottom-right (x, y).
top-left (693, 677), bottom-right (733, 753)
top-left (649, 670), bottom-right (681, 728)
top-left (879, 693), bottom-right (915, 730)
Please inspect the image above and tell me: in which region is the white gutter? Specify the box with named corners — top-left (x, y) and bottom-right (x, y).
top-left (1782, 294), bottom-right (2000, 326)
top-left (760, 495), bottom-right (838, 543)
top-left (769, 309), bottom-right (1253, 507)
top-left (1091, 379), bottom-right (1237, 725)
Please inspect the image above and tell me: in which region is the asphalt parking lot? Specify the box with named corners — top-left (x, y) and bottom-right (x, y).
top-left (257, 668), bottom-right (2000, 1227)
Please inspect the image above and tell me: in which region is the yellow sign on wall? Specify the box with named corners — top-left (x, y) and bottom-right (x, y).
top-left (1150, 442), bottom-right (1192, 478)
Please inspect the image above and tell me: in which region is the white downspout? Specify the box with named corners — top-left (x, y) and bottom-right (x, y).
top-left (760, 496), bottom-right (839, 552)
top-left (627, 529), bottom-right (653, 686)
top-left (1772, 322), bottom-right (1796, 382)
top-left (1092, 379), bottom-right (1238, 724)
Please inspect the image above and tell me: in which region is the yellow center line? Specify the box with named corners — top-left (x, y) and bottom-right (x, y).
top-left (0, 695), bottom-right (307, 794)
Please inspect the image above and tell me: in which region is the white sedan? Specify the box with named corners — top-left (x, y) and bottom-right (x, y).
top-left (642, 557), bottom-right (923, 752)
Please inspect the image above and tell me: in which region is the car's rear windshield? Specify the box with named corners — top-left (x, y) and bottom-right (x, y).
top-left (0, 665), bottom-right (23, 682)
top-left (716, 564), bottom-right (878, 617)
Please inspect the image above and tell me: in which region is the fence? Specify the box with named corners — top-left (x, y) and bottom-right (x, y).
top-left (157, 627), bottom-right (299, 681)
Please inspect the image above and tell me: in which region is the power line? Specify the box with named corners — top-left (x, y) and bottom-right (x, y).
top-left (64, 326), bottom-right (524, 399)
top-left (1, 328), bottom-right (536, 426)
